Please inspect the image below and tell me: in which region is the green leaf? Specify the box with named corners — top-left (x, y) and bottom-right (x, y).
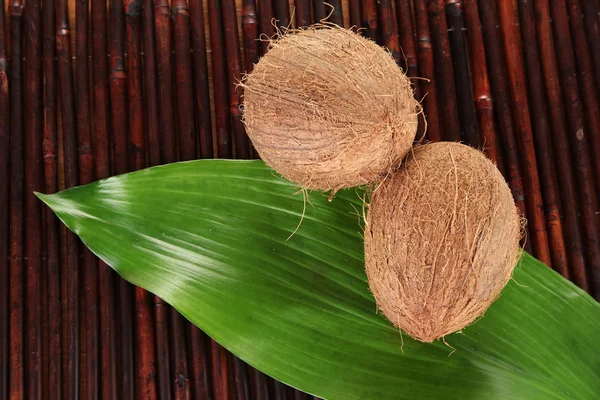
top-left (38, 160), bottom-right (600, 400)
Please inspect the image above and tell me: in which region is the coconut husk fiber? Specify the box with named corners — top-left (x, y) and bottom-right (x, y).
top-left (364, 142), bottom-right (522, 343)
top-left (241, 25), bottom-right (419, 192)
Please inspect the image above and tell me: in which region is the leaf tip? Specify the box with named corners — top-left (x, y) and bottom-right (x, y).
top-left (35, 191), bottom-right (57, 209)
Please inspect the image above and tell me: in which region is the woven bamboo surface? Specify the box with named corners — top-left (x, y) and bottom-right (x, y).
top-left (1, 0), bottom-right (600, 399)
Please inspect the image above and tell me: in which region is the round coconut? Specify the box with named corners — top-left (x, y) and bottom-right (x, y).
top-left (364, 142), bottom-right (522, 343)
top-left (242, 26), bottom-right (419, 192)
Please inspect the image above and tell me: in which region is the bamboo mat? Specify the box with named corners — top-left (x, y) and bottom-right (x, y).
top-left (1, 0), bottom-right (600, 399)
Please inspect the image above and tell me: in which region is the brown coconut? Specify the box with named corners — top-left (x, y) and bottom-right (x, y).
top-left (364, 142), bottom-right (522, 343)
top-left (242, 26), bottom-right (419, 192)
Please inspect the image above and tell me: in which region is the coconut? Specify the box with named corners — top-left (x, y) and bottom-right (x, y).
top-left (364, 142), bottom-right (522, 343)
top-left (242, 26), bottom-right (419, 192)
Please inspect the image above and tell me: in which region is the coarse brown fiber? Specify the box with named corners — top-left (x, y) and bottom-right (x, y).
top-left (365, 142), bottom-right (522, 342)
top-left (242, 26), bottom-right (419, 192)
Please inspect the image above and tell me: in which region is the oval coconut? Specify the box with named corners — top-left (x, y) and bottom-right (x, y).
top-left (242, 26), bottom-right (419, 192)
top-left (364, 142), bottom-right (521, 343)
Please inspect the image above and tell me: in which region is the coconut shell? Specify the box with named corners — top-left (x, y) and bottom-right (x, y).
top-left (242, 26), bottom-right (419, 192)
top-left (364, 142), bottom-right (522, 343)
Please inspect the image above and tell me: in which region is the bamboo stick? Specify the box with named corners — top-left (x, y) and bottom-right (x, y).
top-left (445, 0), bottom-right (479, 147)
top-left (242, 3), bottom-right (259, 155)
top-left (249, 368), bottom-right (270, 400)
top-left (378, 0), bottom-right (401, 63)
top-left (349, 0), bottom-right (361, 28)
top-left (328, 0), bottom-right (344, 25)
top-left (125, 1), bottom-right (158, 396)
top-left (208, 0), bottom-right (232, 158)
top-left (9, 1), bottom-right (24, 397)
top-left (535, 0), bottom-right (589, 295)
top-left (170, 312), bottom-right (191, 400)
top-left (428, 0), bottom-right (461, 141)
top-left (190, 0), bottom-right (214, 159)
top-left (414, 0), bottom-right (441, 141)
top-left (154, 0), bottom-right (177, 162)
top-left (565, 0), bottom-right (600, 201)
top-left (0, 0), bottom-right (10, 395)
top-left (362, 0), bottom-right (377, 41)
top-left (80, 19), bottom-right (100, 400)
top-left (461, 0), bottom-right (501, 164)
top-left (273, 0), bottom-right (291, 27)
top-left (41, 0), bottom-right (61, 396)
top-left (396, 0), bottom-right (421, 86)
top-left (92, 0), bottom-right (111, 177)
top-left (141, 0), bottom-right (161, 166)
top-left (517, 0), bottom-right (569, 277)
top-left (496, 0), bottom-right (552, 266)
top-left (90, 0), bottom-right (119, 398)
top-left (135, 290), bottom-right (157, 400)
top-left (549, 0), bottom-right (600, 296)
top-left (57, 0), bottom-right (82, 396)
top-left (155, 297), bottom-right (173, 400)
top-left (188, 324), bottom-right (212, 399)
top-left (173, 0), bottom-right (197, 161)
top-left (294, 0), bottom-right (311, 27)
top-left (211, 339), bottom-right (230, 400)
top-left (223, 0), bottom-right (250, 159)
top-left (125, 0), bottom-right (145, 172)
top-left (134, 1), bottom-right (172, 380)
top-left (242, 0), bottom-right (260, 70)
top-left (395, 0), bottom-right (426, 140)
top-left (221, 3), bottom-right (252, 395)
top-left (156, 3), bottom-right (192, 395)
top-left (291, 389), bottom-right (308, 399)
top-left (233, 357), bottom-right (250, 400)
top-left (272, 381), bottom-right (289, 400)
top-left (40, 0), bottom-right (52, 390)
top-left (312, 1), bottom-right (325, 23)
top-left (579, 0), bottom-right (600, 99)
top-left (42, 0), bottom-right (62, 399)
top-left (258, 0), bottom-right (275, 49)
top-left (109, 0), bottom-right (136, 397)
top-left (23, 0), bottom-right (43, 396)
top-left (477, 0), bottom-right (532, 253)
top-left (110, 0), bottom-right (129, 175)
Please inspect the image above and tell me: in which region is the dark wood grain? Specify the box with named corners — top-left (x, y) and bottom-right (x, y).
top-left (477, 0), bottom-right (531, 252)
top-left (414, 0), bottom-right (441, 141)
top-left (208, 0), bottom-right (232, 158)
top-left (565, 0), bottom-right (600, 208)
top-left (57, 0), bottom-right (81, 396)
top-left (9, 1), bottom-right (25, 397)
top-left (517, 0), bottom-right (569, 278)
top-left (223, 0), bottom-right (250, 159)
top-left (110, 1), bottom-right (136, 397)
top-left (428, 0), bottom-right (461, 141)
top-left (190, 0), bottom-right (214, 159)
top-left (362, 0), bottom-right (378, 41)
top-left (294, 0), bottom-right (310, 26)
top-left (173, 0), bottom-right (197, 161)
top-left (535, 0), bottom-right (590, 293)
top-left (580, 0), bottom-right (600, 95)
top-left (273, 0), bottom-right (291, 27)
top-left (125, 1), bottom-right (158, 397)
top-left (328, 0), bottom-right (344, 25)
top-left (445, 0), bottom-right (479, 147)
top-left (378, 0), bottom-right (401, 63)
top-left (141, 0), bottom-right (161, 167)
top-left (462, 0), bottom-right (501, 165)
top-left (0, 0), bottom-right (8, 394)
top-left (23, 0), bottom-right (43, 396)
top-left (154, 0), bottom-right (177, 163)
top-left (550, 0), bottom-right (600, 297)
